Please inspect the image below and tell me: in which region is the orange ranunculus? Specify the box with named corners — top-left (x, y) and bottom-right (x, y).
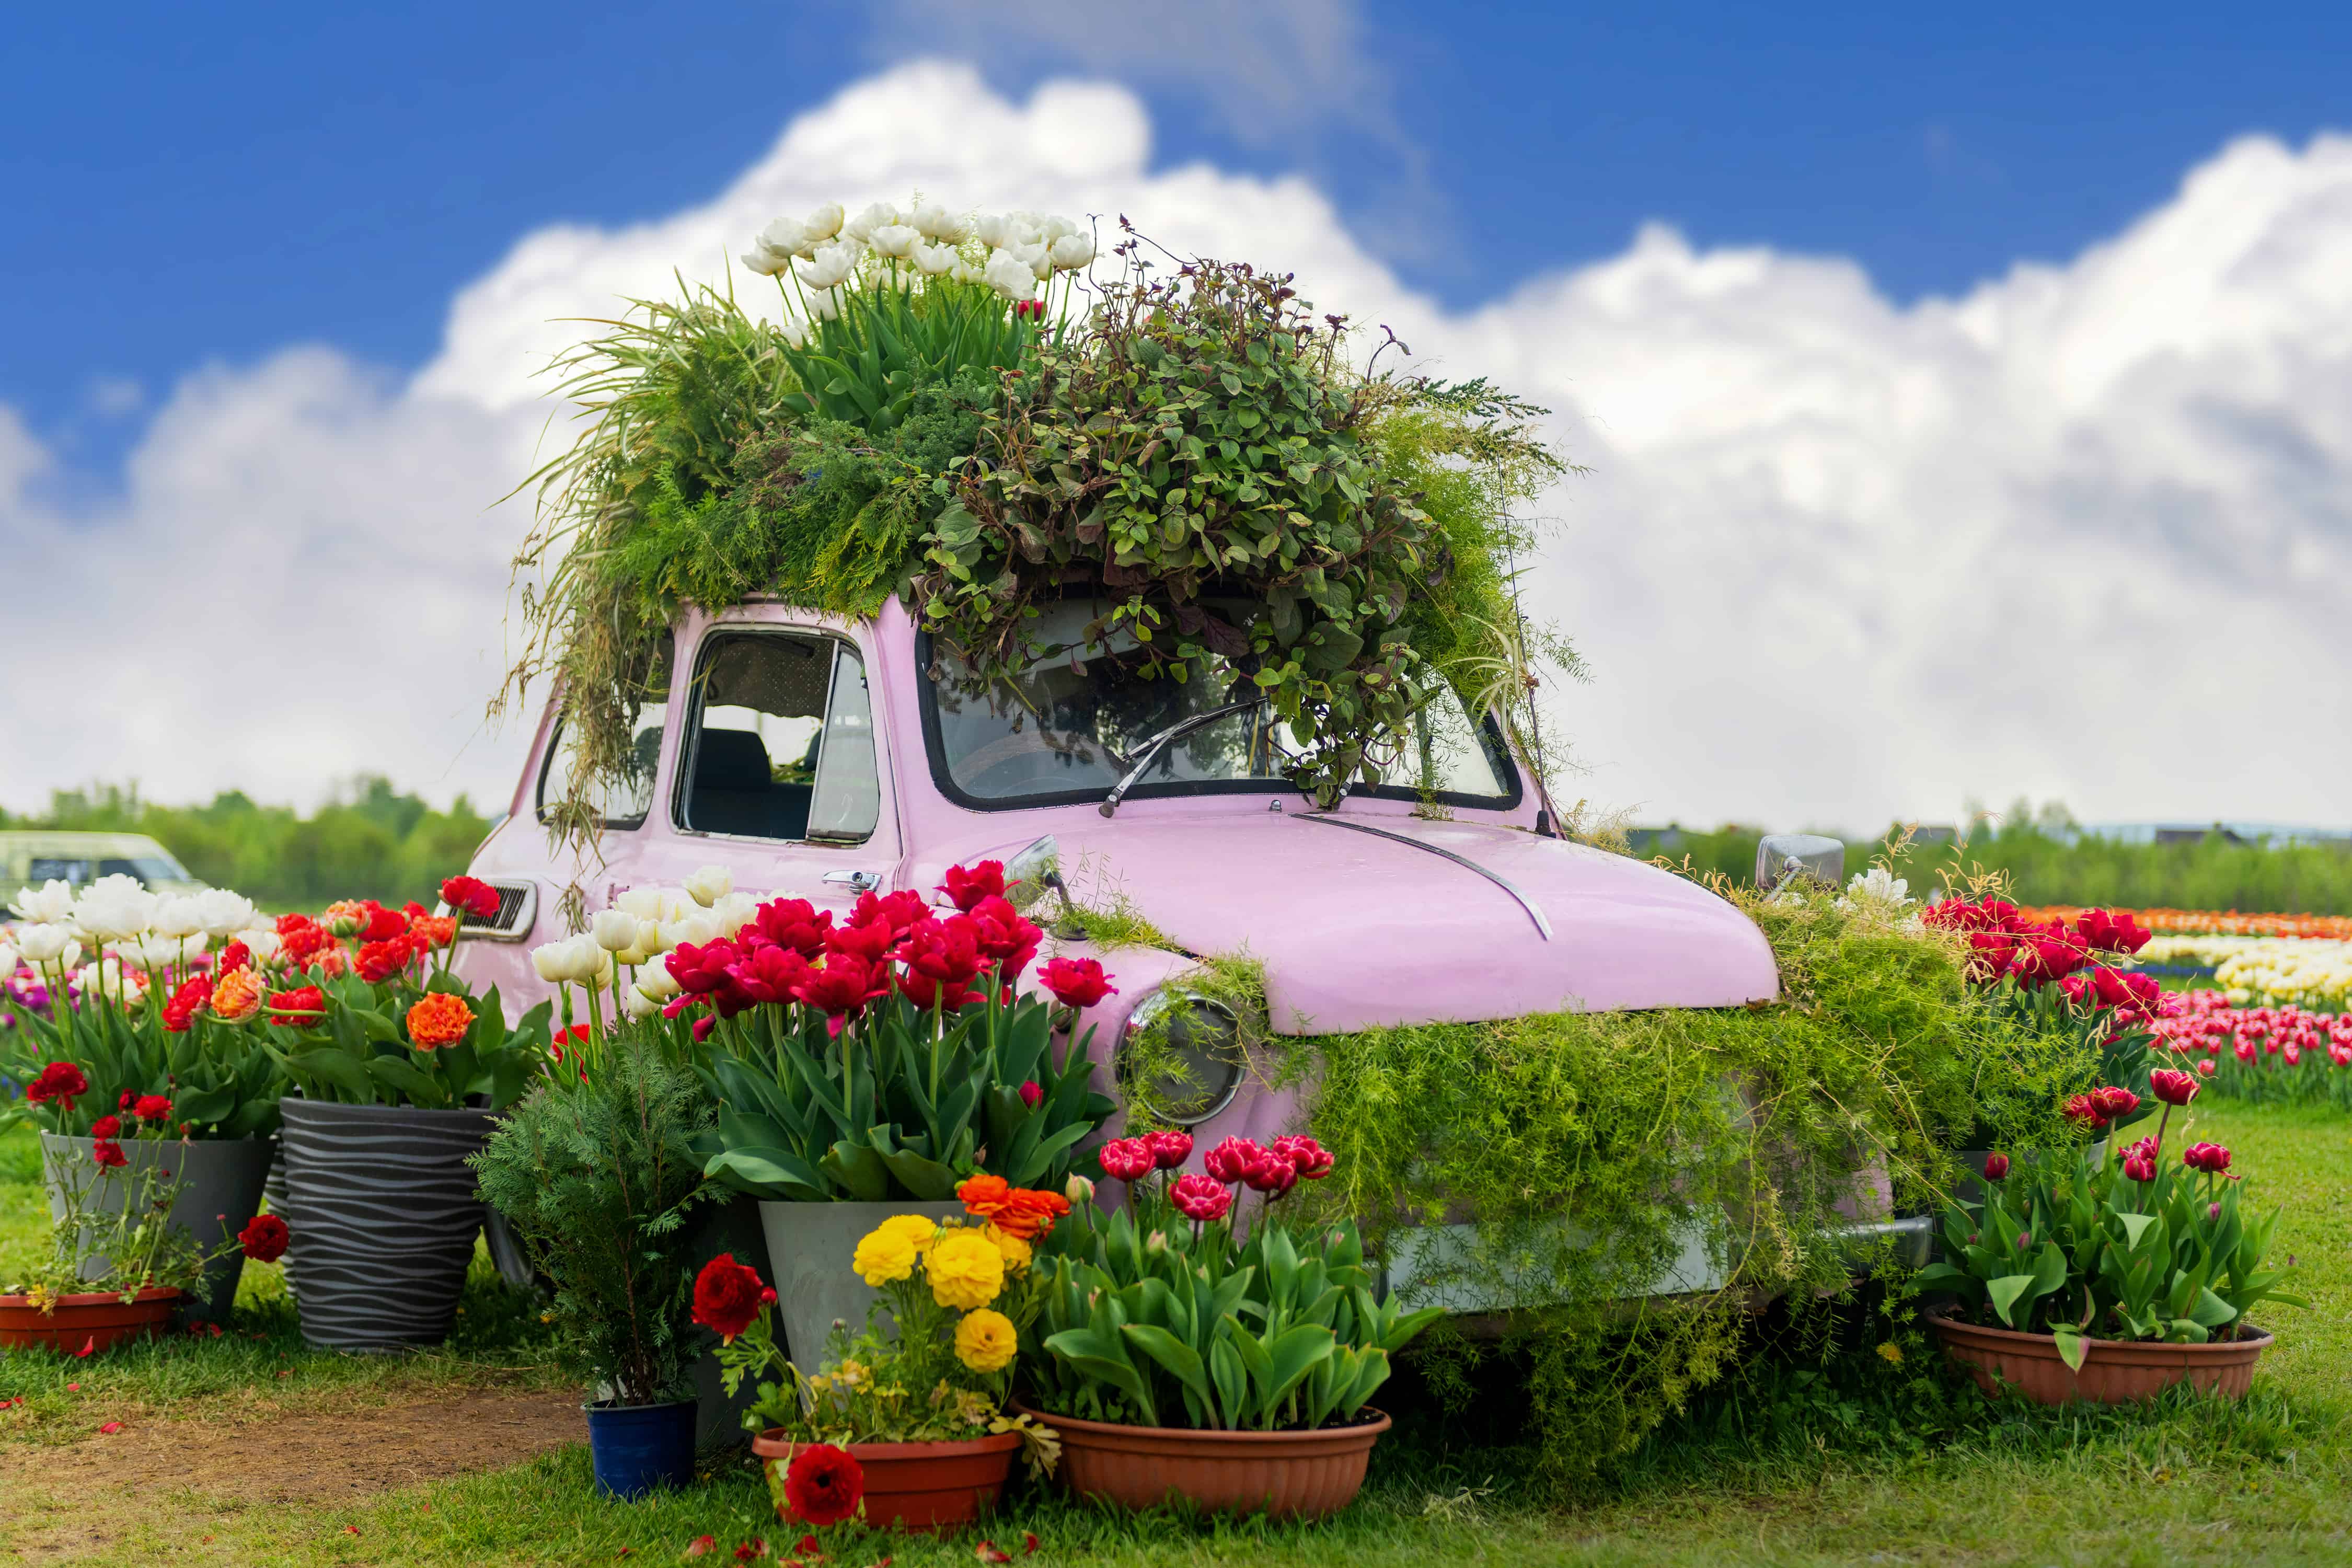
top-left (956, 1172), bottom-right (1071, 1241)
top-left (211, 966), bottom-right (265, 1022)
top-left (407, 915), bottom-right (458, 951)
top-left (406, 993), bottom-right (476, 1050)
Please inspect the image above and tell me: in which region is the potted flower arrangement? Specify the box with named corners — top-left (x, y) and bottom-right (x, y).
top-left (708, 1175), bottom-right (1067, 1532)
top-left (473, 1031), bottom-right (713, 1496)
top-left (1017, 1132), bottom-right (1443, 1520)
top-left (2, 1131), bottom-right (289, 1353)
top-left (1917, 1069), bottom-right (2305, 1403)
top-left (3, 876), bottom-right (289, 1319)
top-left (649, 859), bottom-right (1116, 1368)
top-left (255, 881), bottom-right (551, 1350)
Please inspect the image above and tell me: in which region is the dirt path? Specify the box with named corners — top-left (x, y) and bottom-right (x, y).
top-left (0, 1387), bottom-right (580, 1559)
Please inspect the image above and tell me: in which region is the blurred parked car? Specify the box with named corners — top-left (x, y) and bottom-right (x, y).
top-left (0, 831), bottom-right (205, 896)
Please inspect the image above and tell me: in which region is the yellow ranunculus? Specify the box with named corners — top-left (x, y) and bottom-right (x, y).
top-left (954, 1307), bottom-right (1019, 1373)
top-left (874, 1213), bottom-right (941, 1254)
top-left (983, 1222), bottom-right (1032, 1273)
top-left (926, 1229), bottom-right (1006, 1309)
top-left (853, 1227), bottom-right (918, 1287)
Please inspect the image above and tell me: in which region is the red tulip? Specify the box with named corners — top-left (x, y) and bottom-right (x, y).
top-left (1171, 1172), bottom-right (1233, 1222)
top-left (1096, 1138), bottom-right (1155, 1182)
top-left (1981, 1152), bottom-right (2010, 1182)
top-left (2148, 1068), bottom-right (2198, 1106)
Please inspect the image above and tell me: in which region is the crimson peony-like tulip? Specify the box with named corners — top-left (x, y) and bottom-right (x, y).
top-left (1981, 1152), bottom-right (2010, 1182)
top-left (1037, 956), bottom-right (1116, 1009)
top-left (1097, 1137), bottom-right (1155, 1182)
top-left (1171, 1172), bottom-right (1233, 1222)
top-left (939, 860), bottom-right (1007, 914)
top-left (1145, 1130), bottom-right (1193, 1170)
top-left (2148, 1068), bottom-right (2198, 1106)
top-left (1204, 1136), bottom-right (1266, 1185)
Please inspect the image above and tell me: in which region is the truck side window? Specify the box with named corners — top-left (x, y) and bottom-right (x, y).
top-left (681, 633), bottom-right (879, 845)
top-left (537, 634), bottom-right (672, 829)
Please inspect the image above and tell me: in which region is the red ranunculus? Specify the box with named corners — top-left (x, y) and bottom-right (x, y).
top-left (847, 889), bottom-right (929, 936)
top-left (793, 954), bottom-right (890, 1017)
top-left (92, 1138), bottom-right (128, 1169)
top-left (2182, 1141), bottom-right (2232, 1175)
top-left (90, 1115), bottom-right (122, 1140)
top-left (2148, 1067), bottom-right (2199, 1106)
top-left (1170, 1171), bottom-right (1233, 1222)
top-left (693, 1253), bottom-right (767, 1344)
top-left (1271, 1134), bottom-right (1335, 1180)
top-left (1203, 1136), bottom-right (1266, 1184)
top-left (730, 944), bottom-right (812, 1007)
top-left (133, 1094), bottom-right (172, 1123)
top-left (440, 875), bottom-right (501, 921)
top-left (751, 897), bottom-right (834, 960)
top-left (356, 935), bottom-right (413, 985)
top-left (1037, 956), bottom-right (1117, 1009)
top-left (239, 1213), bottom-right (290, 1262)
top-left (824, 919), bottom-right (897, 965)
top-left (27, 1061), bottom-right (89, 1111)
top-left (267, 986), bottom-right (327, 1028)
top-left (163, 975), bottom-right (212, 1033)
top-left (1145, 1129), bottom-right (1193, 1170)
top-left (781, 1442), bottom-right (864, 1527)
top-left (667, 939), bottom-right (743, 995)
top-left (965, 895), bottom-right (1041, 979)
top-left (900, 917), bottom-right (984, 988)
top-left (1097, 1137), bottom-right (1155, 1181)
top-left (2093, 1086), bottom-right (2140, 1119)
top-left (1981, 1152), bottom-right (2010, 1182)
top-left (939, 860), bottom-right (1007, 914)
top-left (2076, 908), bottom-right (2152, 955)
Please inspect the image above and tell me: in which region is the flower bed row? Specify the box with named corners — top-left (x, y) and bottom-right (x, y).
top-left (2149, 989), bottom-right (2352, 1108)
top-left (2019, 906), bottom-right (2352, 941)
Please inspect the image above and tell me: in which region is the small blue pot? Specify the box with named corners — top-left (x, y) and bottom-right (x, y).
top-left (584, 1399), bottom-right (698, 1498)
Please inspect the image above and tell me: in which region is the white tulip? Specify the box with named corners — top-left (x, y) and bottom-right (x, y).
top-left (970, 213), bottom-right (1008, 249)
top-left (9, 880), bottom-right (77, 924)
top-left (75, 958), bottom-right (140, 999)
top-left (808, 286), bottom-right (841, 321)
top-left (914, 243), bottom-right (958, 276)
top-left (912, 203), bottom-right (967, 243)
top-left (75, 879), bottom-right (157, 941)
top-left (683, 865), bottom-right (733, 907)
top-left (759, 217), bottom-right (806, 255)
top-left (661, 915), bottom-right (719, 952)
top-left (1002, 212), bottom-right (1044, 247)
top-left (869, 223), bottom-right (921, 260)
top-left (151, 895), bottom-right (207, 940)
top-left (615, 886), bottom-right (677, 923)
top-left (843, 201), bottom-right (899, 242)
top-left (532, 938), bottom-right (587, 984)
top-left (1049, 234), bottom-right (1094, 272)
top-left (779, 314), bottom-right (809, 349)
top-left (1004, 241), bottom-right (1052, 282)
top-left (17, 924), bottom-right (80, 968)
top-left (624, 984), bottom-right (662, 1020)
top-left (591, 908), bottom-right (640, 952)
top-left (134, 931), bottom-right (205, 969)
top-left (233, 928), bottom-right (281, 965)
top-left (711, 891), bottom-right (759, 938)
top-left (193, 889), bottom-right (258, 939)
top-left (799, 243), bottom-right (856, 291)
top-left (950, 260), bottom-right (983, 285)
top-left (0, 943), bottom-right (16, 977)
top-left (740, 246), bottom-right (790, 278)
top-left (636, 965), bottom-right (682, 1002)
top-left (802, 202), bottom-right (844, 241)
top-left (1038, 214), bottom-right (1078, 243)
top-left (984, 251), bottom-right (1037, 302)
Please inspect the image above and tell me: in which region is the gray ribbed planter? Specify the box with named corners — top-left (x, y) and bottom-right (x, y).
top-left (40, 1134), bottom-right (273, 1322)
top-left (757, 1200), bottom-right (962, 1373)
top-left (278, 1097), bottom-right (495, 1352)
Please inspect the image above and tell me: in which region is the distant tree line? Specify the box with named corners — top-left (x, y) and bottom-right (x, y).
top-left (1647, 801), bottom-right (2352, 915)
top-left (2, 778), bottom-right (494, 913)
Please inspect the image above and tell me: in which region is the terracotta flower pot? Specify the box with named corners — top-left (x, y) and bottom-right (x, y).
top-left (0, 1288), bottom-right (182, 1354)
top-left (1011, 1401), bottom-right (1389, 1520)
top-left (751, 1426), bottom-right (1020, 1532)
top-left (1928, 1308), bottom-right (2272, 1404)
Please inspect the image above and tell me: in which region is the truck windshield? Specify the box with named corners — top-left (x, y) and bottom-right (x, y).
top-left (924, 601), bottom-right (1519, 810)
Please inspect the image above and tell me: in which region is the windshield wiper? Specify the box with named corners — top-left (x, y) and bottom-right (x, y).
top-left (1098, 700), bottom-right (1263, 818)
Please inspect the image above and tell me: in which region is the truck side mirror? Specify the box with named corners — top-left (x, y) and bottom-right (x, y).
top-left (1755, 833), bottom-right (1843, 893)
top-left (1004, 834), bottom-right (1064, 913)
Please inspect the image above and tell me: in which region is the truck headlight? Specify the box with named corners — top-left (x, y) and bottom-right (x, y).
top-left (1116, 989), bottom-right (1245, 1125)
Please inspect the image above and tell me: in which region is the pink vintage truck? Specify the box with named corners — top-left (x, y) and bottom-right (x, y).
top-left (451, 594), bottom-right (1910, 1300)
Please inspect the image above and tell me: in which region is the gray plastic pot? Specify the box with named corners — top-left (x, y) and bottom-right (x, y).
top-left (756, 1200), bottom-right (963, 1373)
top-left (278, 1097), bottom-right (496, 1351)
top-left (685, 1194), bottom-right (777, 1445)
top-left (40, 1133), bottom-right (273, 1322)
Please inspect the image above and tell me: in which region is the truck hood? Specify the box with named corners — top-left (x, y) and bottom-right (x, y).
top-left (937, 809), bottom-right (1778, 1034)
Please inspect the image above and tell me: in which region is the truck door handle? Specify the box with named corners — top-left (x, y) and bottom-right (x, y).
top-left (823, 870), bottom-right (882, 893)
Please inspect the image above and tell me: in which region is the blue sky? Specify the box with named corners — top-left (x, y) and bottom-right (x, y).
top-left (10, 0), bottom-right (2349, 475)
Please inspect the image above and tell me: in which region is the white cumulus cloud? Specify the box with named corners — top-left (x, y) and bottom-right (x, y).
top-left (3, 62), bottom-right (2348, 836)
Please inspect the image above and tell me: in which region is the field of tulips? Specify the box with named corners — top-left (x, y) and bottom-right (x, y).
top-left (2020, 906), bottom-right (2352, 940)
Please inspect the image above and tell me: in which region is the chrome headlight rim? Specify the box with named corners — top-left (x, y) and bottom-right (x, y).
top-left (1117, 987), bottom-right (1246, 1127)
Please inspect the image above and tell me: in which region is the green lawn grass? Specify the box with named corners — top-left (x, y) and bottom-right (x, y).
top-left (5, 1104), bottom-right (2349, 1566)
